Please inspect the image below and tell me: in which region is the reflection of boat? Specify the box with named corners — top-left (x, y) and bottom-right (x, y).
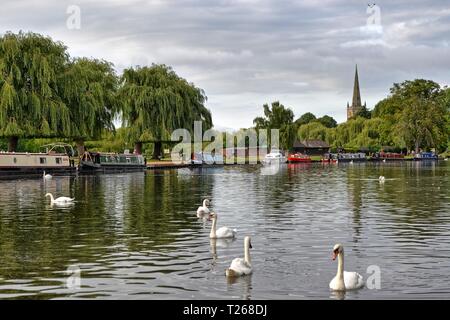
top-left (80, 151), bottom-right (146, 172)
top-left (263, 149), bottom-right (286, 164)
top-left (0, 143), bottom-right (76, 178)
top-left (287, 153), bottom-right (311, 163)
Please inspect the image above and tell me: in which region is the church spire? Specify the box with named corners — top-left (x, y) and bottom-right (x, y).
top-left (346, 64), bottom-right (364, 120)
top-left (352, 64), bottom-right (362, 108)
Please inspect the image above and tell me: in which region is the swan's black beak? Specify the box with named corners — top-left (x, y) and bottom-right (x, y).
top-left (249, 242), bottom-right (253, 249)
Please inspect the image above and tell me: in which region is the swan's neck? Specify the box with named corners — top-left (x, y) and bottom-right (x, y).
top-left (203, 200), bottom-right (208, 207)
top-left (48, 194), bottom-right (54, 203)
top-left (244, 242), bottom-right (251, 265)
top-left (336, 252), bottom-right (344, 279)
top-left (210, 217), bottom-right (217, 238)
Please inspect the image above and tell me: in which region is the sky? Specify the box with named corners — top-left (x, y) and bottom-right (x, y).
top-left (1, 0), bottom-right (450, 130)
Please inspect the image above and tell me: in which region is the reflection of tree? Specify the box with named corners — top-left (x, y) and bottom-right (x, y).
top-left (0, 171), bottom-right (214, 282)
top-left (0, 176), bottom-right (112, 281)
top-left (121, 170), bottom-right (213, 251)
top-left (226, 274), bottom-right (253, 300)
top-left (374, 162), bottom-right (448, 239)
top-left (345, 166), bottom-right (364, 242)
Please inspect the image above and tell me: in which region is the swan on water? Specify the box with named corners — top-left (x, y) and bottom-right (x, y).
top-left (43, 171), bottom-right (52, 180)
top-left (197, 199), bottom-right (211, 217)
top-left (329, 244), bottom-right (364, 291)
top-left (226, 236), bottom-right (253, 277)
top-left (45, 193), bottom-right (75, 205)
top-left (209, 212), bottom-right (236, 239)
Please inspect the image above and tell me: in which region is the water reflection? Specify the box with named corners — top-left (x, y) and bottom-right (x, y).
top-left (0, 162), bottom-right (449, 299)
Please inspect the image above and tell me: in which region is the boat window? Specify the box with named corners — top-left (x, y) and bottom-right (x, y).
top-left (56, 157), bottom-right (62, 164)
top-left (126, 158), bottom-right (131, 163)
top-left (40, 157), bottom-right (47, 164)
top-left (13, 157), bottom-right (17, 163)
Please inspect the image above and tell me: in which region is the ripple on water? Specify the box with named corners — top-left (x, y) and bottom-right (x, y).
top-left (0, 162), bottom-right (449, 299)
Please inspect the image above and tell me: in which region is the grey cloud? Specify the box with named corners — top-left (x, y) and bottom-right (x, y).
top-left (1, 0), bottom-right (449, 128)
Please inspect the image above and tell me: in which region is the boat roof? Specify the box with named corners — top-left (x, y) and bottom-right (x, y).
top-left (0, 151), bottom-right (68, 156)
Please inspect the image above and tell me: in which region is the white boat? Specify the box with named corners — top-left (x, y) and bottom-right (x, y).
top-left (263, 149), bottom-right (287, 165)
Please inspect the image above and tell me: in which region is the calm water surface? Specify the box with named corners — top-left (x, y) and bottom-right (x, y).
top-left (0, 162), bottom-right (449, 299)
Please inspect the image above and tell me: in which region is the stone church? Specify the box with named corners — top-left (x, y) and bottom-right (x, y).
top-left (346, 65), bottom-right (366, 120)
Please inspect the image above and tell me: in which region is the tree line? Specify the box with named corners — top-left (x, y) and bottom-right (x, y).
top-left (251, 79), bottom-right (450, 154)
top-left (0, 31), bottom-right (212, 158)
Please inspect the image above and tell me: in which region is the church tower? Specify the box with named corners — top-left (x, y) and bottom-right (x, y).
top-left (347, 65), bottom-right (366, 120)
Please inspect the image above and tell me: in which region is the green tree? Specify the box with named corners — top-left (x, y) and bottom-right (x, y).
top-left (297, 121), bottom-right (329, 142)
top-left (392, 80), bottom-right (448, 152)
top-left (0, 31), bottom-right (71, 151)
top-left (118, 64), bottom-right (212, 158)
top-left (63, 58), bottom-right (119, 155)
top-left (253, 101), bottom-right (294, 150)
top-left (317, 115), bottom-right (337, 128)
top-left (295, 112), bottom-right (316, 126)
top-left (355, 105), bottom-right (371, 119)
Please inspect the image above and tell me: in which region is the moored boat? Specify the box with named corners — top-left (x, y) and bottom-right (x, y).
top-left (414, 152), bottom-right (438, 161)
top-left (371, 152), bottom-right (404, 161)
top-left (324, 153), bottom-right (367, 162)
top-left (287, 153), bottom-right (311, 163)
top-left (79, 151), bottom-right (146, 172)
top-left (0, 143), bottom-right (76, 178)
top-left (263, 149), bottom-right (287, 164)
top-left (321, 153), bottom-right (338, 163)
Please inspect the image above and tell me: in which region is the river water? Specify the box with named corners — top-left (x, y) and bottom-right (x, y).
top-left (0, 161), bottom-right (449, 299)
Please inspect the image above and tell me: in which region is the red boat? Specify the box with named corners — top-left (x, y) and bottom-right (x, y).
top-left (287, 153), bottom-right (312, 163)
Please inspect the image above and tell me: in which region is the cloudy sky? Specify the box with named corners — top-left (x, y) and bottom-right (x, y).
top-left (2, 0), bottom-right (450, 130)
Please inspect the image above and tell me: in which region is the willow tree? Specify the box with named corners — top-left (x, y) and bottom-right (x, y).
top-left (62, 58), bottom-right (119, 155)
top-left (118, 64), bottom-right (212, 158)
top-left (0, 31), bottom-right (71, 151)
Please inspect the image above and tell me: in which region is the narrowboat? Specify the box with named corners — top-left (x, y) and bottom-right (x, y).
top-left (0, 143), bottom-right (76, 178)
top-left (327, 153), bottom-right (367, 162)
top-left (287, 153), bottom-right (312, 163)
top-left (414, 152), bottom-right (438, 161)
top-left (371, 152), bottom-right (405, 161)
top-left (79, 151), bottom-right (146, 172)
top-left (322, 153), bottom-right (338, 163)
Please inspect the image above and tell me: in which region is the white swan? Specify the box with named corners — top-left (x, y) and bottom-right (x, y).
top-left (379, 176), bottom-right (385, 183)
top-left (329, 244), bottom-right (364, 291)
top-left (209, 212), bottom-right (236, 239)
top-left (43, 171), bottom-right (52, 180)
top-left (45, 193), bottom-right (75, 205)
top-left (382, 159), bottom-right (386, 163)
top-left (226, 236), bottom-right (253, 277)
top-left (197, 199), bottom-right (211, 217)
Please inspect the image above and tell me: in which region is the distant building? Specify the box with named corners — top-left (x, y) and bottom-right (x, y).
top-left (293, 140), bottom-right (330, 156)
top-left (346, 65), bottom-right (366, 120)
